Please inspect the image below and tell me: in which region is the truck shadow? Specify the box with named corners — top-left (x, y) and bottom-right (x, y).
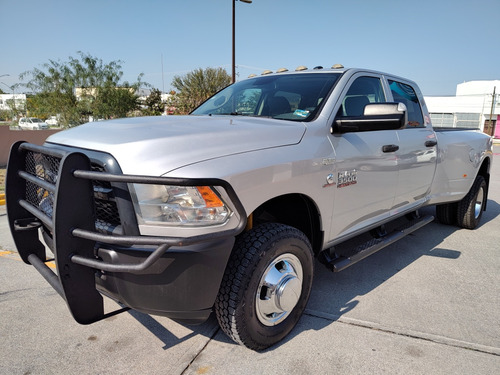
top-left (126, 200), bottom-right (499, 351)
top-left (125, 308), bottom-right (220, 350)
top-left (276, 199), bottom-right (500, 349)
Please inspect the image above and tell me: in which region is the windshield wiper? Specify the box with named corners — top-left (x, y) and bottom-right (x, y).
top-left (217, 112), bottom-right (245, 116)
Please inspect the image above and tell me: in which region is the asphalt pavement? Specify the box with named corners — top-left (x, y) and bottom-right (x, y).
top-left (1, 147), bottom-right (499, 374)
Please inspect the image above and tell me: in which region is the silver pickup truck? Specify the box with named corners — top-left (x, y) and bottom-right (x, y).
top-left (6, 66), bottom-right (493, 350)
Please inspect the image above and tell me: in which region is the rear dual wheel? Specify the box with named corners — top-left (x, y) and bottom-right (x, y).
top-left (215, 223), bottom-right (314, 350)
top-left (436, 175), bottom-right (487, 229)
top-left (456, 175), bottom-right (487, 229)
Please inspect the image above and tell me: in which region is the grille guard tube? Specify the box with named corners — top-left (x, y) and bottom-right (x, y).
top-left (6, 141), bottom-right (247, 324)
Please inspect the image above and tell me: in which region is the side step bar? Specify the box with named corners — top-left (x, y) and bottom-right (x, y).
top-left (323, 215), bottom-right (434, 272)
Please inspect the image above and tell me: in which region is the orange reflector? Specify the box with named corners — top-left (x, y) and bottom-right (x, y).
top-left (196, 186), bottom-right (224, 208)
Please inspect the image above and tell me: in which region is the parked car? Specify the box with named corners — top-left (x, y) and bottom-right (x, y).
top-left (45, 116), bottom-right (59, 126)
top-left (18, 117), bottom-right (49, 130)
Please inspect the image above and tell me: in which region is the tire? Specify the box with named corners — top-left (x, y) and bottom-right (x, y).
top-left (436, 202), bottom-right (458, 225)
top-left (456, 175), bottom-right (487, 229)
top-left (215, 223), bottom-right (314, 350)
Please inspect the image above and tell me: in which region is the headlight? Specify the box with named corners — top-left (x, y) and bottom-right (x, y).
top-left (131, 184), bottom-right (231, 226)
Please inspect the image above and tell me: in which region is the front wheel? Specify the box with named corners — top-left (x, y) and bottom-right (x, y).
top-left (456, 175), bottom-right (487, 229)
top-left (215, 223), bottom-right (314, 350)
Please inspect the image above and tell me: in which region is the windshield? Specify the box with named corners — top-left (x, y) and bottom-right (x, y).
top-left (191, 73), bottom-right (341, 121)
top-left (30, 118), bottom-right (43, 123)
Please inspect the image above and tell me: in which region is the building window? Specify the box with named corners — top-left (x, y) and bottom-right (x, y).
top-left (455, 113), bottom-right (480, 128)
top-left (430, 113), bottom-right (454, 127)
top-left (430, 112), bottom-right (480, 129)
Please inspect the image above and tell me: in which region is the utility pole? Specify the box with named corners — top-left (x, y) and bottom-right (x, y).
top-left (489, 86), bottom-right (496, 137)
top-left (232, 0), bottom-right (252, 83)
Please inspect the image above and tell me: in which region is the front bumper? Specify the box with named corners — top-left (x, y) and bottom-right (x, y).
top-left (95, 237), bottom-right (235, 324)
top-left (6, 141), bottom-right (246, 325)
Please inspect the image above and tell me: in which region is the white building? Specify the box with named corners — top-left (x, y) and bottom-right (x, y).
top-left (425, 80), bottom-right (500, 138)
top-left (0, 93), bottom-right (26, 112)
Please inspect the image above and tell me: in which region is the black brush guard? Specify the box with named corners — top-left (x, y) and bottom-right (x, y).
top-left (6, 141), bottom-right (246, 324)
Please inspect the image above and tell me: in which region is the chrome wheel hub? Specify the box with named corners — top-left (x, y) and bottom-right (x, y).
top-left (256, 253), bottom-right (303, 326)
top-left (474, 188), bottom-right (484, 219)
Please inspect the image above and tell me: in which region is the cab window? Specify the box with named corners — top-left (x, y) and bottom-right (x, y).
top-left (388, 80), bottom-right (424, 128)
top-left (337, 76), bottom-right (386, 117)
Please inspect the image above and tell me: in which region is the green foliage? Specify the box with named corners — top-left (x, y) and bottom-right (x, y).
top-left (142, 88), bottom-right (165, 116)
top-left (91, 86), bottom-right (139, 120)
top-left (170, 67), bottom-right (231, 114)
top-left (0, 110), bottom-right (11, 121)
top-left (20, 52), bottom-right (145, 127)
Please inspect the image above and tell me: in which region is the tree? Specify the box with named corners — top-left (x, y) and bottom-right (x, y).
top-left (20, 52), bottom-right (145, 126)
top-left (91, 86), bottom-right (139, 120)
top-left (143, 88), bottom-right (165, 116)
top-left (170, 67), bottom-right (231, 114)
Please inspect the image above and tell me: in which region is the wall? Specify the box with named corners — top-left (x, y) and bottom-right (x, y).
top-left (0, 127), bottom-right (62, 166)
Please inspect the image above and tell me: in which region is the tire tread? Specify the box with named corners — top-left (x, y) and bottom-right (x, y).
top-left (215, 223), bottom-right (311, 350)
top-left (456, 175), bottom-right (486, 229)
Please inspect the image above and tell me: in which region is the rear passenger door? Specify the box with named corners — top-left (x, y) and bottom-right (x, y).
top-left (388, 79), bottom-right (437, 211)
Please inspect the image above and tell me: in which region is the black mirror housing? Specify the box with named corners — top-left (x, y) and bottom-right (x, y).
top-left (332, 102), bottom-right (407, 134)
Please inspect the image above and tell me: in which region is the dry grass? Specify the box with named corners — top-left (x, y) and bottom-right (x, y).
top-left (0, 168), bottom-right (5, 193)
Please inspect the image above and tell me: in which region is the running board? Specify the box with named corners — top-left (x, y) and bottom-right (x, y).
top-left (325, 215), bottom-right (434, 273)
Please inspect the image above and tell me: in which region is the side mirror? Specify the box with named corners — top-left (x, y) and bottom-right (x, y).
top-left (332, 102), bottom-right (407, 134)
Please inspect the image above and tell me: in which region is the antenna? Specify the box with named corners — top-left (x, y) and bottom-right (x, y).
top-left (161, 54), bottom-right (165, 94)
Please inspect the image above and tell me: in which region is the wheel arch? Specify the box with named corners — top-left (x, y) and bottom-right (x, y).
top-left (478, 156), bottom-right (491, 210)
top-left (247, 193), bottom-right (324, 255)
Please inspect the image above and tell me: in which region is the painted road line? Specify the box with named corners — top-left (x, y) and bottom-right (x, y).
top-left (0, 250), bottom-right (56, 269)
top-left (0, 250), bottom-right (14, 257)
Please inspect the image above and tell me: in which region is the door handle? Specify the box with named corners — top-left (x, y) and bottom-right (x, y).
top-left (425, 140), bottom-right (438, 147)
top-left (382, 144), bottom-right (399, 153)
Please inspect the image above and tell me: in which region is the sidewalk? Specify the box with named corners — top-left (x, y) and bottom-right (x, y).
top-left (0, 204), bottom-right (16, 252)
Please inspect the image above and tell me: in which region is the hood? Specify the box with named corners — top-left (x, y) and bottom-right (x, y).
top-left (47, 115), bottom-right (306, 175)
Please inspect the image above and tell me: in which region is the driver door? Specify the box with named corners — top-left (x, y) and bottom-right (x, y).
top-left (329, 74), bottom-right (399, 240)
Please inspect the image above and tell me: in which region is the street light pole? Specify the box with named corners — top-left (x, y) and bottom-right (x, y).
top-left (232, 0), bottom-right (252, 84)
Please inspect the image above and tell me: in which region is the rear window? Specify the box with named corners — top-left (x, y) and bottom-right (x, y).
top-left (388, 80), bottom-right (424, 128)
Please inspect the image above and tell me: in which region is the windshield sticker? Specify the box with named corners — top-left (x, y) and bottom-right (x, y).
top-left (293, 109), bottom-right (309, 118)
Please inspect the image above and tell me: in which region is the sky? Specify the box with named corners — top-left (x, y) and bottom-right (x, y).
top-left (0, 0), bottom-right (499, 96)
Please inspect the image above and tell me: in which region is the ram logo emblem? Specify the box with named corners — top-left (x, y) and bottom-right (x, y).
top-left (337, 170), bottom-right (357, 188)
